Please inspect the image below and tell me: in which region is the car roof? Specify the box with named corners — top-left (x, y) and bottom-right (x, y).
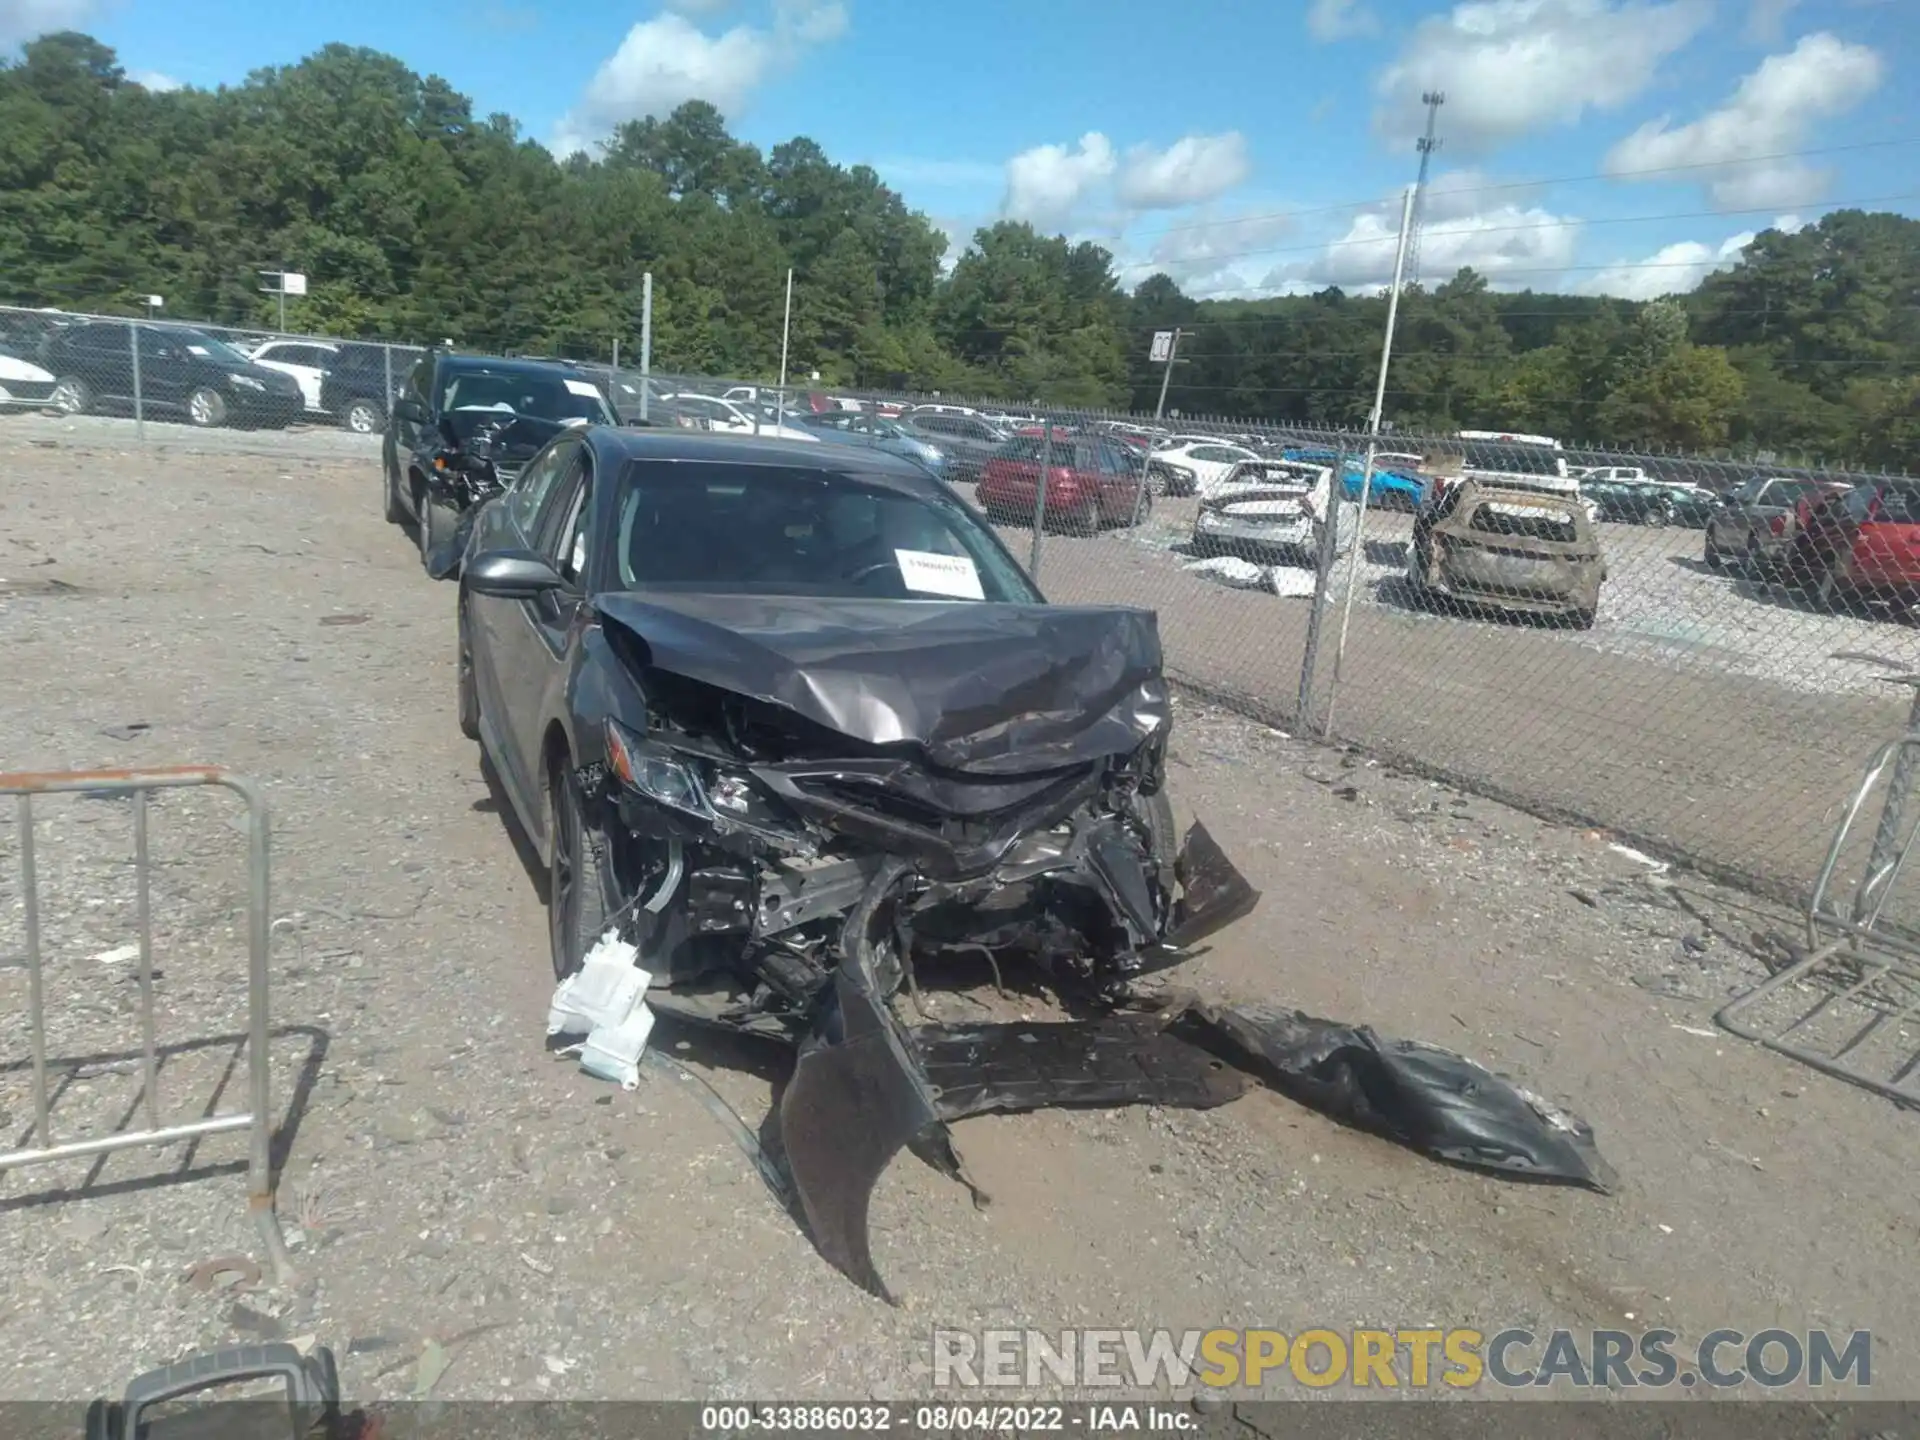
top-left (589, 427), bottom-right (940, 491)
top-left (438, 354), bottom-right (586, 379)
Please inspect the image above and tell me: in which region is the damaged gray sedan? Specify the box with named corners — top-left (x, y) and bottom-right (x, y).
top-left (456, 428), bottom-right (1612, 1301)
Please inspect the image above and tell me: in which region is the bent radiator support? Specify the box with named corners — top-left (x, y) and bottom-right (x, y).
top-left (0, 766), bottom-right (296, 1280)
top-left (1717, 712), bottom-right (1920, 1108)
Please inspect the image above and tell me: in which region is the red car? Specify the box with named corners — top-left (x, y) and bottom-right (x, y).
top-left (1787, 479), bottom-right (1920, 612)
top-left (976, 435), bottom-right (1150, 533)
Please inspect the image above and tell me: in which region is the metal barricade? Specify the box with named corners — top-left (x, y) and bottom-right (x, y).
top-left (0, 766), bottom-right (295, 1278)
top-left (1717, 684), bottom-right (1920, 1107)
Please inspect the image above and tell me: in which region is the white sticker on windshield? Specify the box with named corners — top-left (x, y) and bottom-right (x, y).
top-left (895, 549), bottom-right (984, 600)
top-left (564, 379), bottom-right (602, 399)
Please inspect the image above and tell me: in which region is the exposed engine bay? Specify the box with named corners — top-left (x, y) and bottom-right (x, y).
top-left (561, 594), bottom-right (1612, 1300)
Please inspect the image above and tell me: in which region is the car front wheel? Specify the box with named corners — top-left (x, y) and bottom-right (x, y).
top-left (547, 756), bottom-right (612, 982)
top-left (186, 387), bottom-right (227, 428)
top-left (48, 376), bottom-right (91, 415)
top-left (343, 398), bottom-right (383, 434)
top-left (457, 596), bottom-right (479, 741)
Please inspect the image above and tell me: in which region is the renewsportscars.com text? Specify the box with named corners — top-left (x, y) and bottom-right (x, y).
top-left (931, 1327), bottom-right (1873, 1391)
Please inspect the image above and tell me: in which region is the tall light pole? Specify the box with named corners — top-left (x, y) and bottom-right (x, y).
top-left (775, 268), bottom-right (794, 431)
top-left (1407, 91), bottom-right (1445, 289)
top-left (1322, 182), bottom-right (1418, 739)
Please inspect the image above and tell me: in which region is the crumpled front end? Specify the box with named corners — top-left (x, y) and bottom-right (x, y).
top-left (575, 596), bottom-right (1609, 1301)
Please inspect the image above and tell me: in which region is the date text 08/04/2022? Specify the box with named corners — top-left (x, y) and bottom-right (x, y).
top-left (698, 1404), bottom-right (1195, 1431)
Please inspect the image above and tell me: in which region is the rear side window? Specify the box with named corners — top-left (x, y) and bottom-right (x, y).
top-left (1467, 499), bottom-right (1579, 543)
top-left (1872, 486), bottom-right (1920, 524)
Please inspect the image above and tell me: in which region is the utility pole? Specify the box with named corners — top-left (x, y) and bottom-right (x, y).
top-left (1321, 182), bottom-right (1418, 739)
top-left (1407, 91), bottom-right (1445, 288)
top-left (640, 272), bottom-right (653, 422)
top-left (775, 268), bottom-right (794, 432)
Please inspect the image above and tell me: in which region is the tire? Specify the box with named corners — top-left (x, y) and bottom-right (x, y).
top-left (1129, 784), bottom-right (1179, 922)
top-left (48, 376), bottom-right (91, 415)
top-left (456, 595), bottom-right (480, 741)
top-left (1647, 507), bottom-right (1670, 529)
top-left (547, 754), bottom-right (613, 982)
top-left (382, 454), bottom-right (403, 524)
top-left (417, 487), bottom-right (440, 568)
top-left (186, 386), bottom-right (227, 428)
top-left (1815, 563), bottom-right (1854, 616)
top-left (342, 398), bottom-right (383, 434)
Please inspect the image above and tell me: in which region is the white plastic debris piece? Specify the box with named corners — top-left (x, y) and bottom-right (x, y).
top-left (1268, 567), bottom-right (1316, 597)
top-left (546, 930), bottom-right (646, 1038)
top-left (579, 1003), bottom-right (656, 1091)
top-left (1182, 556), bottom-right (1268, 590)
top-left (94, 943), bottom-right (142, 965)
top-left (1608, 843), bottom-right (1670, 874)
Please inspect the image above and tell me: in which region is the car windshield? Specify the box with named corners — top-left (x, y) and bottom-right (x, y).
top-left (441, 369), bottom-right (613, 424)
top-left (173, 330), bottom-right (250, 365)
top-left (1764, 479), bottom-right (1826, 504)
top-left (614, 462), bottom-right (1040, 602)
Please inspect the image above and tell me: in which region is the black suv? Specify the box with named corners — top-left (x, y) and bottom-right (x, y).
top-left (382, 351), bottom-right (618, 567)
top-left (43, 322), bottom-right (302, 428)
top-left (318, 341), bottom-right (424, 434)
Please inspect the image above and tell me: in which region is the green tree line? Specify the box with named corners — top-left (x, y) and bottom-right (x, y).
top-left (2, 33), bottom-right (1913, 467)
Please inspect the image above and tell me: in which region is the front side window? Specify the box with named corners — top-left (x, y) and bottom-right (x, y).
top-left (506, 438), bottom-right (579, 534)
top-left (613, 463), bottom-right (1040, 603)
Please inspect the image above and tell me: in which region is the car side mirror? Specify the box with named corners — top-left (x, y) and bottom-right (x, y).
top-left (465, 549), bottom-right (565, 599)
top-left (393, 397), bottom-right (427, 424)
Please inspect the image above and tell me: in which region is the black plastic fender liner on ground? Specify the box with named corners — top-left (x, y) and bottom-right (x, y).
top-left (1169, 1001), bottom-right (1617, 1193)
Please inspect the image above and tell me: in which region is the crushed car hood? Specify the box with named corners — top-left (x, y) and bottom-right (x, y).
top-left (594, 592), bottom-right (1169, 775)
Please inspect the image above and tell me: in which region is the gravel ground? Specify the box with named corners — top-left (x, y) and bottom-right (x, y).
top-left (3, 434), bottom-right (1920, 1407)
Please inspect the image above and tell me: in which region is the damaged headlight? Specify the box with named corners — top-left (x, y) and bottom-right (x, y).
top-left (604, 719), bottom-right (815, 854)
top-left (605, 719), bottom-right (708, 815)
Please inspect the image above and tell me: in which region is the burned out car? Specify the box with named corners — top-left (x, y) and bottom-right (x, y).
top-left (457, 430), bottom-right (1615, 1298)
top-left (1405, 476), bottom-right (1606, 629)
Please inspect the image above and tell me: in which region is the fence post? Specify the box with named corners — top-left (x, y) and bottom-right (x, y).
top-left (128, 319), bottom-right (145, 443)
top-left (1296, 446), bottom-right (1347, 727)
top-left (382, 344), bottom-right (394, 419)
top-left (1029, 419), bottom-right (1053, 579)
top-left (1856, 678), bottom-right (1920, 926)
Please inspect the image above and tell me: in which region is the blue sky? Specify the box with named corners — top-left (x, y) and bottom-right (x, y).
top-left (7, 0), bottom-right (1915, 300)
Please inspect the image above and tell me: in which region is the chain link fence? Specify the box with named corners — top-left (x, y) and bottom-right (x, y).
top-left (6, 301), bottom-right (1916, 915)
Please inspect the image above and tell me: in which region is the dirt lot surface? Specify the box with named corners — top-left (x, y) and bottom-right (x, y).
top-left (4, 433), bottom-right (1919, 1406)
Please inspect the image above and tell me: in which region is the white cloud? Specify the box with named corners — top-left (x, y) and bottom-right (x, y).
top-left (1117, 211), bottom-right (1299, 297)
top-left (1115, 133), bottom-right (1252, 210)
top-left (1604, 33), bottom-right (1885, 210)
top-left (1308, 0), bottom-right (1380, 41)
top-left (128, 69), bottom-right (182, 92)
top-left (1578, 213), bottom-right (1806, 299)
top-left (553, 1), bottom-right (849, 155)
top-left (1269, 171), bottom-right (1581, 292)
top-left (1001, 133), bottom-right (1116, 227)
top-left (0, 0), bottom-right (99, 50)
top-left (1373, 0), bottom-right (1714, 149)
top-left (1743, 0), bottom-right (1799, 43)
